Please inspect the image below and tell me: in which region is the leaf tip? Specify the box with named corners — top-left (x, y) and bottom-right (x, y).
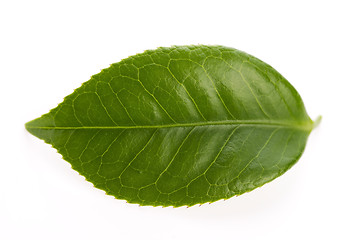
top-left (25, 119), bottom-right (36, 134)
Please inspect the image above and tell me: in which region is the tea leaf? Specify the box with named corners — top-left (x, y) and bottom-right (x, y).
top-left (26, 45), bottom-right (316, 207)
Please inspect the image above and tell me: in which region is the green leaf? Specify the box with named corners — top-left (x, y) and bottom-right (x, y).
top-left (26, 45), bottom-right (317, 207)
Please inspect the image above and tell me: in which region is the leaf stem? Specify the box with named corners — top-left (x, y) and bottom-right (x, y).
top-left (312, 115), bottom-right (322, 129)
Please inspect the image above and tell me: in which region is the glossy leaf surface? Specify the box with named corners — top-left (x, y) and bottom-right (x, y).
top-left (26, 45), bottom-right (316, 207)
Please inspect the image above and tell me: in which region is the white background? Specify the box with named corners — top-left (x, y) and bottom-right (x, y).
top-left (1, 0), bottom-right (359, 239)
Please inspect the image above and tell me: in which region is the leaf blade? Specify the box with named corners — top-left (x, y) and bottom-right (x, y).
top-left (26, 45), bottom-right (315, 207)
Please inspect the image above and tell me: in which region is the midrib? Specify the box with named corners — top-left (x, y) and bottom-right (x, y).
top-left (26, 119), bottom-right (313, 131)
